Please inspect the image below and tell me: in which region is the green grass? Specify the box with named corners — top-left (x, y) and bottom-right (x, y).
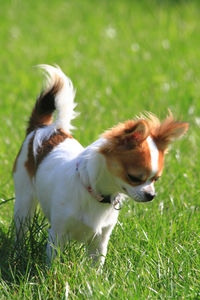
top-left (0, 0), bottom-right (200, 298)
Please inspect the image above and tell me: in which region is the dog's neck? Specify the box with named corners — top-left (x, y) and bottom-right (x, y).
top-left (77, 138), bottom-right (119, 199)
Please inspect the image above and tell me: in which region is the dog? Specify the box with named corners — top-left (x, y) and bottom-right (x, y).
top-left (13, 65), bottom-right (188, 266)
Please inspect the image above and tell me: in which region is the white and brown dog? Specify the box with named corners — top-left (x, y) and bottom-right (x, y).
top-left (13, 65), bottom-right (188, 265)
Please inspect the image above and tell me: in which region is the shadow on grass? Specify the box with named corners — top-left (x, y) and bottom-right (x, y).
top-left (0, 213), bottom-right (48, 283)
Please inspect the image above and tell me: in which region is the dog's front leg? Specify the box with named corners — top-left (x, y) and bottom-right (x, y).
top-left (46, 228), bottom-right (65, 265)
top-left (87, 224), bottom-right (115, 267)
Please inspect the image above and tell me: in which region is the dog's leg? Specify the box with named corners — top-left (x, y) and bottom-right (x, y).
top-left (46, 228), bottom-right (58, 264)
top-left (87, 224), bottom-right (114, 267)
top-left (14, 166), bottom-right (37, 241)
top-left (46, 227), bottom-right (65, 265)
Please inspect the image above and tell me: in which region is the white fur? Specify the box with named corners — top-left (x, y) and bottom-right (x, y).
top-left (33, 125), bottom-right (56, 157)
top-left (147, 136), bottom-right (159, 176)
top-left (115, 136), bottom-right (159, 202)
top-left (39, 64), bottom-right (78, 133)
top-left (13, 132), bottom-right (38, 239)
top-left (32, 65), bottom-right (79, 154)
top-left (14, 134), bottom-right (120, 265)
top-left (13, 66), bottom-right (158, 266)
top-left (123, 180), bottom-right (155, 202)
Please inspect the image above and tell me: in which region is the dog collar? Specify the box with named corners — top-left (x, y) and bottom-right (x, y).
top-left (86, 186), bottom-right (112, 204)
top-left (76, 161), bottom-right (120, 207)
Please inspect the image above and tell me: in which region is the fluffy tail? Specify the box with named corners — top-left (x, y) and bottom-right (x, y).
top-left (26, 65), bottom-right (78, 135)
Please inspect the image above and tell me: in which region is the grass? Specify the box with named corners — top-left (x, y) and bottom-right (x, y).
top-left (0, 0), bottom-right (200, 298)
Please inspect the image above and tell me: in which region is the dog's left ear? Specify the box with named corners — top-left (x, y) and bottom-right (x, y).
top-left (154, 114), bottom-right (189, 151)
top-left (101, 120), bottom-right (150, 152)
top-left (120, 120), bottom-right (150, 149)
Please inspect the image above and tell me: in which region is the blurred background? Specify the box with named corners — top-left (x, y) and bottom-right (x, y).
top-left (0, 2), bottom-right (200, 297)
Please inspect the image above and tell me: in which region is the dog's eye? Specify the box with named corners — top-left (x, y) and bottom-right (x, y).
top-left (154, 177), bottom-right (160, 182)
top-left (127, 174), bottom-right (142, 183)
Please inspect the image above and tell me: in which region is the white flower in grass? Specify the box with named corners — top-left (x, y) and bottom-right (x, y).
top-left (143, 51), bottom-right (151, 60)
top-left (5, 138), bottom-right (10, 145)
top-left (105, 26), bottom-right (116, 39)
top-left (162, 82), bottom-right (170, 92)
top-left (131, 43), bottom-right (140, 52)
top-left (162, 39), bottom-right (170, 50)
top-left (10, 26), bottom-right (21, 39)
top-left (106, 86), bottom-right (112, 95)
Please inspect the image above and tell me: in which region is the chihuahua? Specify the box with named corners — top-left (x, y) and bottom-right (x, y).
top-left (13, 65), bottom-right (188, 265)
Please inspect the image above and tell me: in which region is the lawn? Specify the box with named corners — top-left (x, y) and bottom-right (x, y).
top-left (0, 0), bottom-right (199, 298)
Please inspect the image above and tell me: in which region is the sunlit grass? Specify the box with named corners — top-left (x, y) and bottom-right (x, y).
top-left (0, 0), bottom-right (200, 298)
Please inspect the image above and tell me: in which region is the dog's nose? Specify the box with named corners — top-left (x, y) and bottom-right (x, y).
top-left (144, 192), bottom-right (156, 201)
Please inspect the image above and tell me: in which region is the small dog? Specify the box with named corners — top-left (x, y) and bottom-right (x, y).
top-left (13, 65), bottom-right (188, 265)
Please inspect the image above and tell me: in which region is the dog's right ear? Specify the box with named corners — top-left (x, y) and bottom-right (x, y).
top-left (100, 120), bottom-right (150, 153)
top-left (153, 113), bottom-right (189, 152)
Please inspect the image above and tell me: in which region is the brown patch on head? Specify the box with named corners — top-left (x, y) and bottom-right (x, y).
top-left (100, 137), bottom-right (152, 186)
top-left (26, 74), bottom-right (64, 135)
top-left (100, 119), bottom-right (152, 185)
top-left (101, 112), bottom-right (188, 153)
top-left (99, 111), bottom-right (188, 185)
top-left (24, 129), bottom-right (72, 178)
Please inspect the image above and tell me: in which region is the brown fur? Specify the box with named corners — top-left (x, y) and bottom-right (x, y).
top-left (102, 120), bottom-right (150, 152)
top-left (101, 112), bottom-right (188, 153)
top-left (100, 139), bottom-right (152, 185)
top-left (157, 151), bottom-right (164, 177)
top-left (25, 129), bottom-right (72, 178)
top-left (24, 135), bottom-right (35, 178)
top-left (100, 112), bottom-right (188, 184)
top-left (138, 112), bottom-right (189, 151)
top-left (26, 74), bottom-right (64, 135)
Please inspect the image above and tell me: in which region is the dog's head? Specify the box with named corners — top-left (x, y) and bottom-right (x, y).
top-left (100, 112), bottom-right (188, 202)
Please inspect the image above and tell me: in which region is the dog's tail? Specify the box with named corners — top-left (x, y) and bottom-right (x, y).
top-left (26, 65), bottom-right (78, 135)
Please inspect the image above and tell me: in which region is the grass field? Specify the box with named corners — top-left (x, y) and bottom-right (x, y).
top-left (0, 0), bottom-right (200, 298)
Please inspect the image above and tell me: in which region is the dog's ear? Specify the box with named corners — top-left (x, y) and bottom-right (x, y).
top-left (120, 120), bottom-right (150, 149)
top-left (154, 114), bottom-right (189, 151)
top-left (101, 120), bottom-right (150, 152)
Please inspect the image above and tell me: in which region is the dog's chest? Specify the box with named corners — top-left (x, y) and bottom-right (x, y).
top-left (63, 205), bottom-right (118, 242)
top-left (64, 217), bottom-right (94, 242)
